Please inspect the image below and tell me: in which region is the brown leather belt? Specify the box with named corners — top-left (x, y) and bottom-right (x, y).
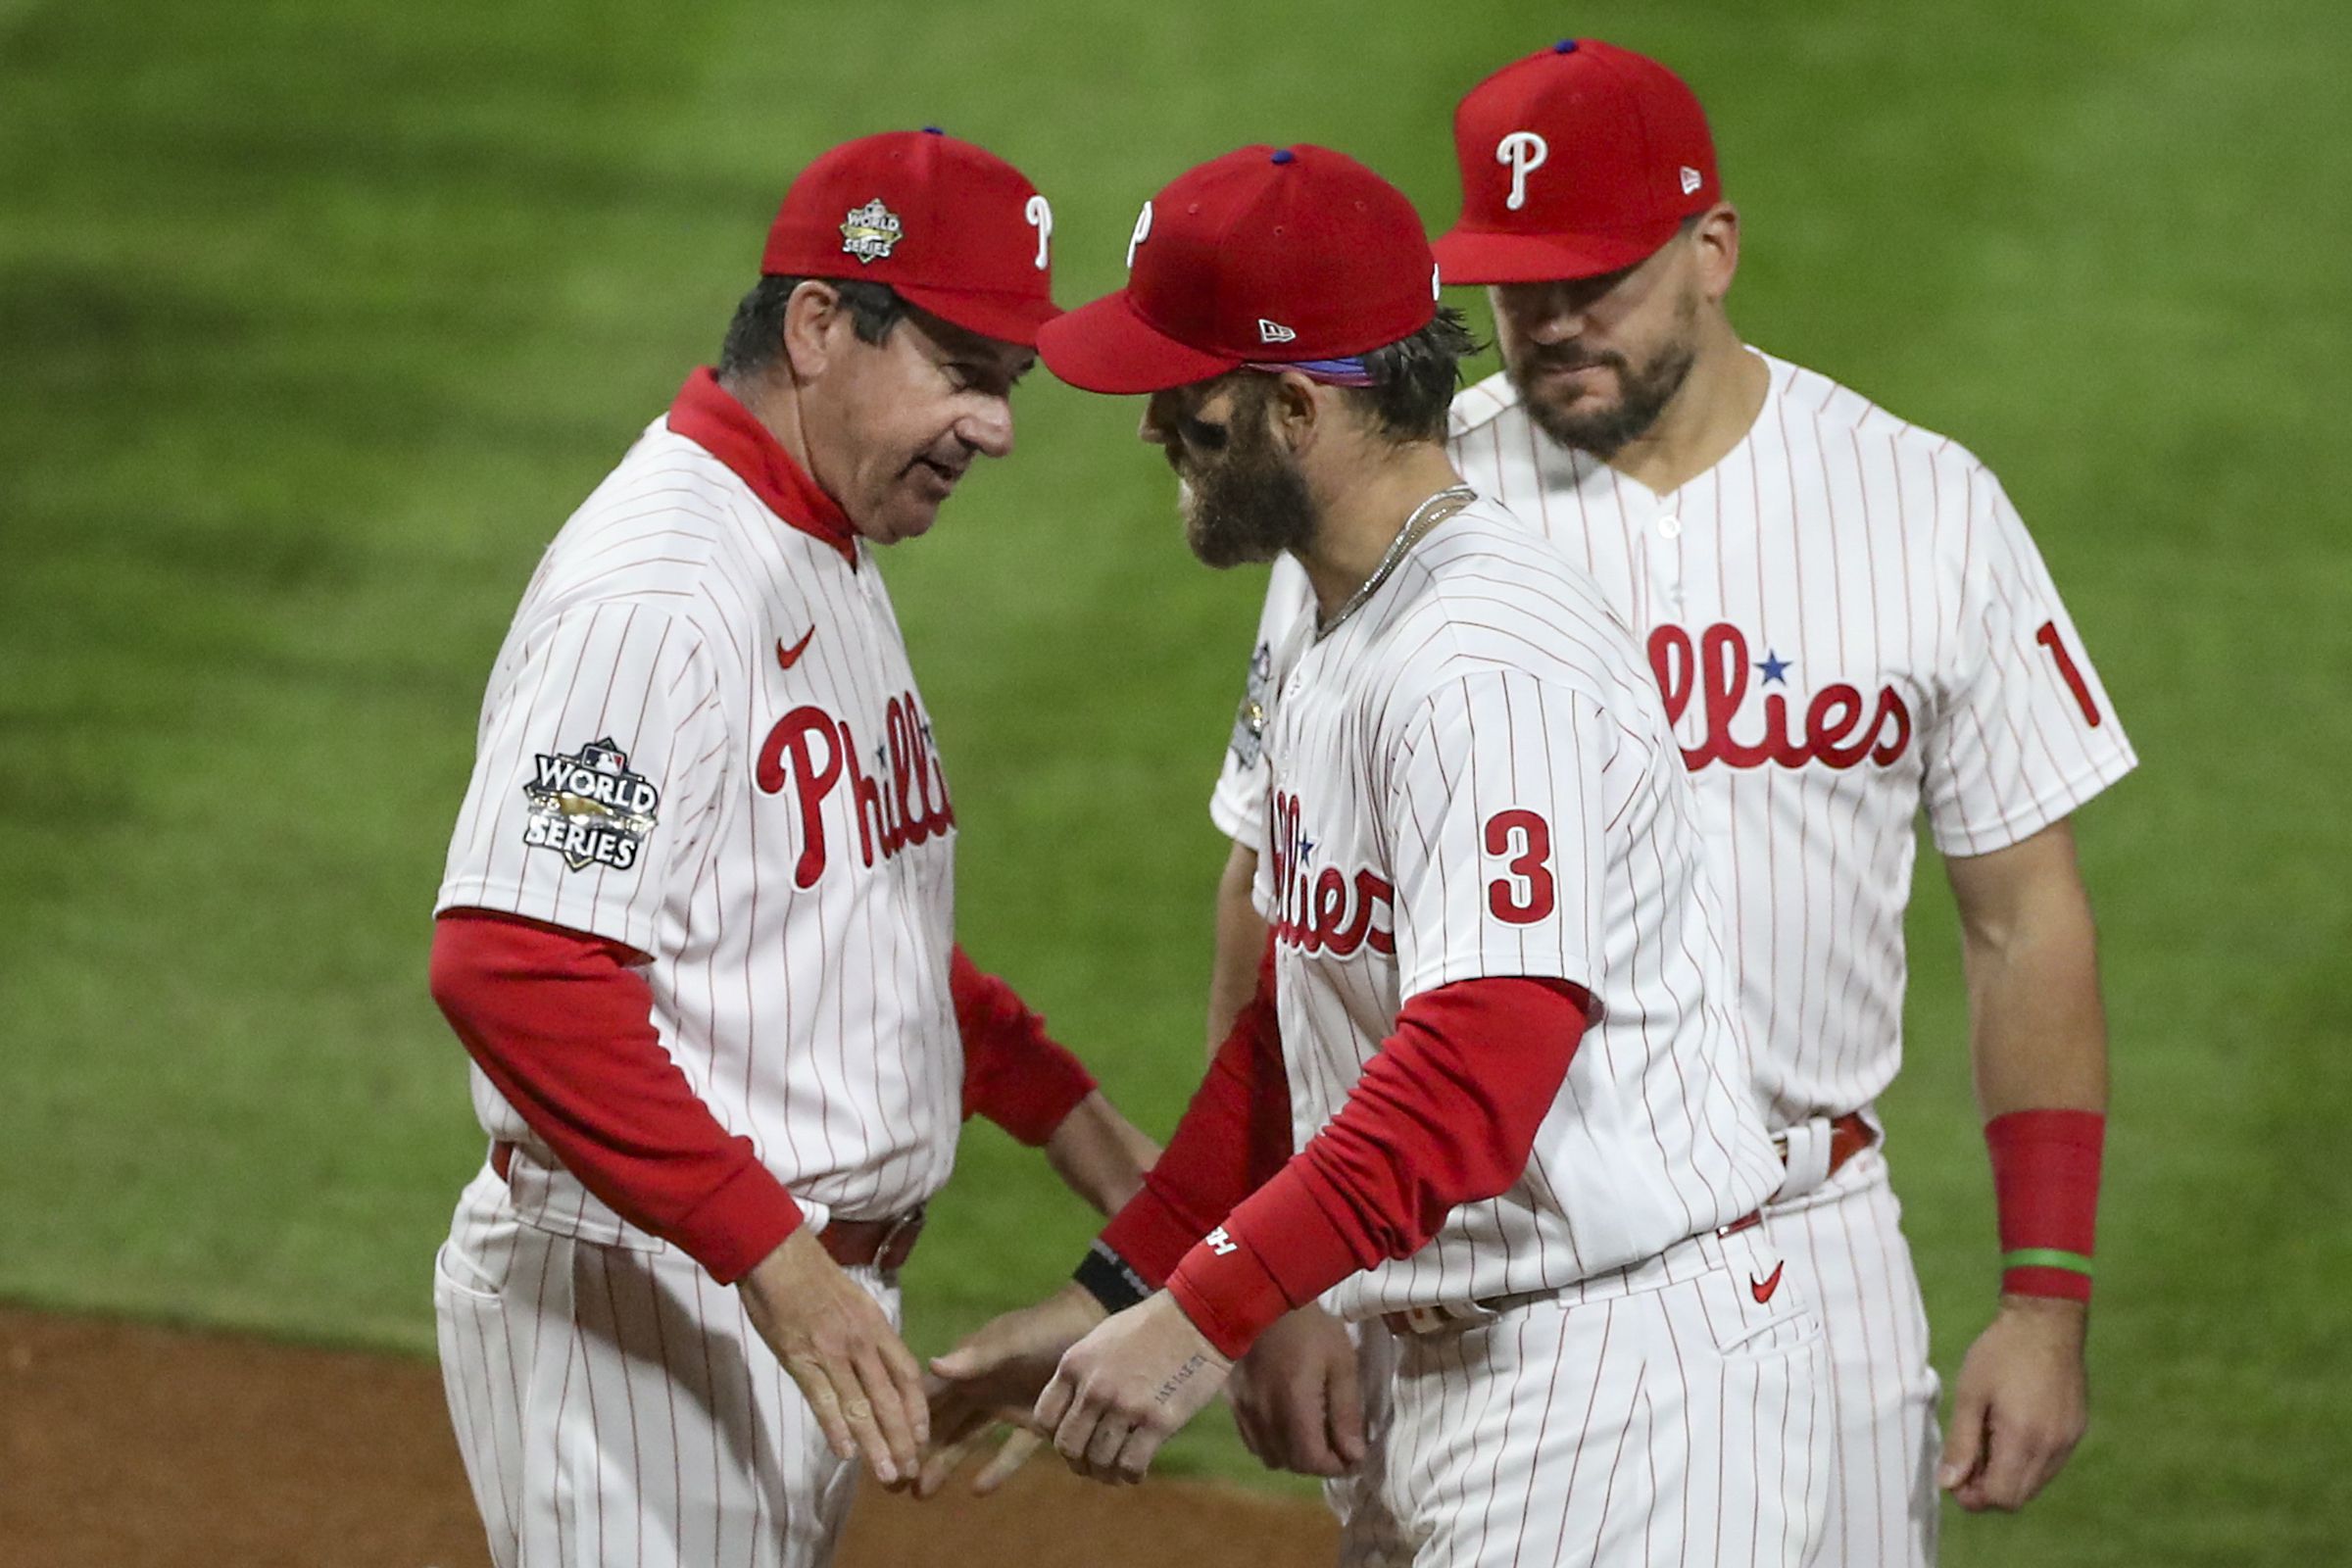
top-left (1777, 1110), bottom-right (1877, 1182)
top-left (817, 1209), bottom-right (927, 1274)
top-left (488, 1141), bottom-right (925, 1273)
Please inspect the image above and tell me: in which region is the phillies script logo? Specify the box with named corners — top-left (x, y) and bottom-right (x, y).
top-left (1267, 789), bottom-right (1395, 957)
top-left (756, 692), bottom-right (954, 888)
top-left (1646, 623), bottom-right (1912, 771)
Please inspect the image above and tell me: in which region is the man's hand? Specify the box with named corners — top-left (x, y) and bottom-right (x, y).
top-left (738, 1227), bottom-right (928, 1489)
top-left (1034, 1291), bottom-right (1233, 1485)
top-left (1226, 1303), bottom-right (1365, 1476)
top-left (917, 1282), bottom-right (1106, 1497)
top-left (1938, 1295), bottom-right (2089, 1511)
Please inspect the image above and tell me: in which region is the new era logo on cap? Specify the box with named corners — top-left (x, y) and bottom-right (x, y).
top-left (1257, 318), bottom-right (1298, 344)
top-left (1680, 165), bottom-right (1703, 195)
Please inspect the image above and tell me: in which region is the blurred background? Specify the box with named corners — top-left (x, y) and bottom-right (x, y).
top-left (3, 1), bottom-right (2347, 1562)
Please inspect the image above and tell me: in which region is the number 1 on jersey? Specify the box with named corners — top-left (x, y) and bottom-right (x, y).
top-left (1484, 808), bottom-right (1557, 923)
top-left (2034, 620), bottom-right (2103, 727)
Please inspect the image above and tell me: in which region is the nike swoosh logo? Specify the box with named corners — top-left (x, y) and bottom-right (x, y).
top-left (1749, 1260), bottom-right (1786, 1304)
top-left (776, 627), bottom-right (814, 670)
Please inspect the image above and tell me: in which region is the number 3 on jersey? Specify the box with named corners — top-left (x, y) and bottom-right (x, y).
top-left (1484, 808), bottom-right (1556, 923)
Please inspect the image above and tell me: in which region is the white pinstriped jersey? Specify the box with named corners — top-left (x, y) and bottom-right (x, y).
top-left (1252, 500), bottom-right (1781, 1319)
top-left (436, 412), bottom-right (961, 1248)
top-left (1215, 352), bottom-right (2137, 1128)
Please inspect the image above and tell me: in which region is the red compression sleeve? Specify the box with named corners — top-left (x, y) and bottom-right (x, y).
top-left (1096, 936), bottom-right (1294, 1288)
top-left (428, 909), bottom-right (802, 1285)
top-left (1167, 975), bottom-right (1591, 1359)
top-left (1986, 1108), bottom-right (2104, 1302)
top-left (953, 945), bottom-right (1098, 1147)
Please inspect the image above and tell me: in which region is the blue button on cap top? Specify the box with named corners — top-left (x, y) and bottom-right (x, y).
top-left (1270, 148), bottom-right (1296, 165)
top-left (922, 124), bottom-right (944, 134)
top-left (1552, 38), bottom-right (1578, 53)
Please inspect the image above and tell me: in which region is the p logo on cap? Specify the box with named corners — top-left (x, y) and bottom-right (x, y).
top-left (1496, 131), bottom-right (1548, 211)
top-left (1127, 201), bottom-right (1154, 270)
top-left (1024, 195), bottom-right (1054, 271)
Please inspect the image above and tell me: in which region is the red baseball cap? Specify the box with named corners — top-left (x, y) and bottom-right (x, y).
top-left (1433, 39), bottom-right (1719, 284)
top-left (1038, 144), bottom-right (1439, 395)
top-left (760, 128), bottom-right (1061, 347)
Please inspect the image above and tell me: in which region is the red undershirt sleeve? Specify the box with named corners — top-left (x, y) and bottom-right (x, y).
top-left (1096, 935), bottom-right (1294, 1287)
top-left (952, 945), bottom-right (1098, 1147)
top-left (427, 907), bottom-right (803, 1286)
top-left (1166, 974), bottom-right (1592, 1359)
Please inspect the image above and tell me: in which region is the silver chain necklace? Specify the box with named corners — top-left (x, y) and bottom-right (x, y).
top-left (1315, 484), bottom-right (1477, 640)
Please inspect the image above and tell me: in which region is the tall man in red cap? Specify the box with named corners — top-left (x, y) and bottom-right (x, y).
top-left (931, 142), bottom-right (1831, 1566)
top-left (1204, 39), bottom-right (2133, 1566)
top-left (425, 128), bottom-right (1158, 1568)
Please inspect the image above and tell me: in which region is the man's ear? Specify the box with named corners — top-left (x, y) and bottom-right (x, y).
top-left (781, 280), bottom-right (848, 381)
top-left (1690, 203), bottom-right (1741, 306)
top-left (1266, 369), bottom-right (1325, 455)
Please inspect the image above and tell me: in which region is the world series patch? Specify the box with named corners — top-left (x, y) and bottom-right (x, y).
top-left (1228, 640), bottom-right (1273, 769)
top-left (521, 737), bottom-right (660, 872)
top-left (839, 199), bottom-right (903, 264)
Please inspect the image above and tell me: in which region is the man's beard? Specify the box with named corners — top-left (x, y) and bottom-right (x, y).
top-left (1179, 405), bottom-right (1317, 569)
top-left (1508, 300), bottom-right (1698, 459)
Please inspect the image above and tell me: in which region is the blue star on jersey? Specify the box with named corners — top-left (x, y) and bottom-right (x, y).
top-left (1756, 650), bottom-right (1791, 685)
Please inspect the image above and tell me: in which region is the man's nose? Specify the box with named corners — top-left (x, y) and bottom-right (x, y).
top-left (959, 395), bottom-right (1014, 459)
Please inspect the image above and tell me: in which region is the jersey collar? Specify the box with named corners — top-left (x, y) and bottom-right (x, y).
top-left (666, 368), bottom-right (859, 567)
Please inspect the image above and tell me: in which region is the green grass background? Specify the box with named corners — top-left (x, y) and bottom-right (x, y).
top-left (3, 0), bottom-right (2347, 1561)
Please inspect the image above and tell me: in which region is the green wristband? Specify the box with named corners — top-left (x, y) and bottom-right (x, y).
top-left (2002, 1248), bottom-right (2094, 1277)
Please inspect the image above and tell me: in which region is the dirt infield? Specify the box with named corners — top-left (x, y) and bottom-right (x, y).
top-left (0, 1306), bottom-right (1334, 1567)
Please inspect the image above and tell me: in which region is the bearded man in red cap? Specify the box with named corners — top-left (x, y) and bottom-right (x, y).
top-left (925, 142), bottom-right (1830, 1567)
top-left (1201, 40), bottom-right (2133, 1567)
top-left (424, 128), bottom-right (1157, 1568)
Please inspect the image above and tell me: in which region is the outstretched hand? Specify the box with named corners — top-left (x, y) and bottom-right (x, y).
top-left (1938, 1295), bottom-right (2089, 1512)
top-left (739, 1227), bottom-right (929, 1489)
top-left (1035, 1291), bottom-right (1232, 1486)
top-left (917, 1282), bottom-right (1106, 1497)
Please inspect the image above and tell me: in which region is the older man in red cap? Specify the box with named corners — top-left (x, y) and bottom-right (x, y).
top-left (1202, 39), bottom-right (2133, 1567)
top-left (926, 141), bottom-right (1829, 1567)
top-left (424, 128), bottom-right (1157, 1568)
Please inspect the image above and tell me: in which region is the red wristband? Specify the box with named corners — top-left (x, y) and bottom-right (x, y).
top-left (1986, 1108), bottom-right (2103, 1302)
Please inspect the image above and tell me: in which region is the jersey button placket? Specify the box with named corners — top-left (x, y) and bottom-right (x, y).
top-left (1648, 500), bottom-right (1688, 620)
